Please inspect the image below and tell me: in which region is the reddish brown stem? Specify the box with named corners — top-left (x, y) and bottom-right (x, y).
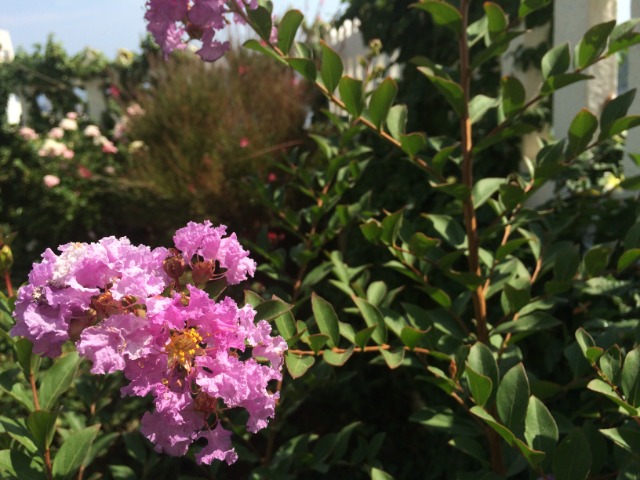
top-left (4, 271), bottom-right (13, 297)
top-left (289, 344), bottom-right (430, 356)
top-left (30, 372), bottom-right (53, 480)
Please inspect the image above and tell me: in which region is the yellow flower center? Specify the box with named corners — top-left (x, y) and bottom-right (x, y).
top-left (165, 328), bottom-right (204, 372)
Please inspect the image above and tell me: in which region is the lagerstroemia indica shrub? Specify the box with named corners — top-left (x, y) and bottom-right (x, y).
top-left (11, 221), bottom-right (286, 465)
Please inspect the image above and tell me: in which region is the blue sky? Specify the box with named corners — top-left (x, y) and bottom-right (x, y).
top-left (1, 1), bottom-right (344, 58)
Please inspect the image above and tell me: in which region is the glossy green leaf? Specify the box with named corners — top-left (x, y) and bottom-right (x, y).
top-left (323, 345), bottom-right (354, 367)
top-left (618, 248), bottom-right (640, 272)
top-left (243, 39), bottom-right (287, 65)
top-left (285, 352), bottom-right (315, 378)
top-left (467, 343), bottom-right (499, 405)
top-left (524, 396), bottom-right (558, 455)
top-left (360, 219), bottom-right (383, 243)
top-left (287, 57), bottom-right (317, 82)
top-left (275, 310), bottom-right (297, 341)
top-left (566, 109), bottom-right (598, 158)
top-left (399, 326), bottom-right (426, 350)
top-left (608, 18), bottom-right (640, 55)
top-left (423, 214), bottom-right (466, 248)
top-left (599, 89), bottom-right (636, 139)
top-left (367, 78), bottom-right (398, 129)
top-left (371, 467), bottom-right (396, 480)
top-left (575, 20), bottom-right (616, 70)
top-left (312, 293), bottom-right (340, 347)
top-left (500, 76), bottom-right (525, 119)
top-left (497, 363), bottom-right (530, 435)
top-left (399, 132), bottom-right (427, 156)
top-left (413, 0), bottom-right (463, 34)
top-left (472, 178), bottom-right (503, 208)
top-left (353, 296), bottom-right (387, 345)
top-left (541, 73), bottom-right (593, 95)
top-left (621, 347), bottom-right (640, 407)
top-left (319, 41), bottom-right (343, 93)
top-left (518, 0), bottom-right (551, 18)
top-left (606, 115), bottom-right (640, 137)
top-left (254, 298), bottom-right (293, 322)
top-left (14, 337), bottom-right (40, 379)
top-left (381, 209), bottom-right (403, 245)
top-left (418, 67), bottom-right (464, 116)
top-left (474, 123), bottom-right (536, 152)
top-left (484, 2), bottom-right (507, 39)
top-left (503, 284), bottom-right (530, 313)
top-left (26, 411), bottom-right (57, 454)
top-left (306, 333), bottom-right (329, 353)
top-left (599, 427), bottom-right (640, 458)
top-left (541, 43), bottom-right (570, 79)
top-left (492, 312), bottom-right (560, 336)
top-left (39, 351), bottom-right (81, 411)
top-left (244, 290), bottom-right (263, 307)
top-left (470, 406), bottom-right (515, 444)
top-left (354, 325), bottom-right (377, 349)
top-left (386, 104), bottom-right (408, 140)
top-left (600, 345), bottom-right (622, 385)
top-left (552, 429), bottom-right (591, 480)
top-left (338, 76), bottom-right (364, 117)
top-left (247, 5), bottom-right (273, 41)
top-left (469, 94), bottom-right (498, 123)
top-left (381, 347), bottom-right (405, 369)
top-left (0, 449), bottom-right (46, 480)
top-left (466, 364), bottom-right (493, 406)
top-left (587, 379), bottom-right (637, 416)
top-left (52, 424), bottom-right (100, 480)
top-left (277, 10), bottom-right (304, 54)
top-left (553, 243), bottom-right (580, 282)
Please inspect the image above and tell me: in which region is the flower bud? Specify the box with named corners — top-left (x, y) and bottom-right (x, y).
top-left (163, 249), bottom-right (187, 279)
top-left (91, 291), bottom-right (121, 318)
top-left (0, 245), bottom-right (13, 274)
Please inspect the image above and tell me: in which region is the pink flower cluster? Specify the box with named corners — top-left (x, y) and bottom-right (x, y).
top-left (144, 0), bottom-right (258, 61)
top-left (12, 221), bottom-right (286, 464)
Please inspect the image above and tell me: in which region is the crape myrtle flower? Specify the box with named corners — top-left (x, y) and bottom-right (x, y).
top-left (11, 221), bottom-right (286, 464)
top-left (144, 0), bottom-right (260, 62)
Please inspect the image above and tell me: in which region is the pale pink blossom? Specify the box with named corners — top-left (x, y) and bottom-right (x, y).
top-left (43, 175), bottom-right (60, 188)
top-left (48, 127), bottom-right (64, 139)
top-left (83, 125), bottom-right (101, 137)
top-left (66, 112), bottom-right (78, 120)
top-left (59, 118), bottom-right (78, 131)
top-left (18, 127), bottom-right (38, 141)
top-left (239, 137), bottom-right (250, 148)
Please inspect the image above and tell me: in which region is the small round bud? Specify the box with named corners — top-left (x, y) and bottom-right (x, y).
top-left (0, 245), bottom-right (13, 274)
top-left (163, 249), bottom-right (187, 279)
top-left (192, 260), bottom-right (214, 286)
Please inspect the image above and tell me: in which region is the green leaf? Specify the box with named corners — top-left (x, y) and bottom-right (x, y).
top-left (599, 427), bottom-right (640, 458)
top-left (386, 104), bottom-right (407, 140)
top-left (469, 94), bottom-right (498, 124)
top-left (400, 326), bottom-right (426, 350)
top-left (566, 109), bottom-right (598, 158)
top-left (606, 115), bottom-right (640, 137)
top-left (243, 39), bottom-right (287, 65)
top-left (51, 424), bottom-right (100, 480)
top-left (354, 325), bottom-right (377, 349)
top-left (618, 248), bottom-right (640, 272)
top-left (312, 293), bottom-right (340, 347)
top-left (0, 449), bottom-right (46, 480)
top-left (254, 299), bottom-right (293, 322)
top-left (466, 364), bottom-right (493, 406)
top-left (277, 10), bottom-right (304, 54)
top-left (285, 353), bottom-right (315, 378)
top-left (244, 290), bottom-right (263, 307)
top-left (306, 333), bottom-right (329, 353)
top-left (323, 345), bottom-right (354, 367)
top-left (14, 337), bottom-right (40, 379)
top-left (552, 429), bottom-right (592, 480)
top-left (518, 0), bottom-right (551, 18)
top-left (367, 78), bottom-right (398, 130)
top-left (360, 219), bottom-right (383, 243)
top-left (470, 406), bottom-right (516, 444)
top-left (497, 363), bottom-right (530, 435)
top-left (371, 467), bottom-right (396, 480)
top-left (503, 284), bottom-right (530, 313)
top-left (418, 67), bottom-right (464, 116)
top-left (492, 312), bottom-right (560, 336)
top-left (575, 20), bottom-right (616, 70)
top-left (484, 2), bottom-right (507, 39)
top-left (338, 76), bottom-right (364, 117)
top-left (609, 19), bottom-right (640, 55)
top-left (353, 297), bottom-right (387, 345)
top-left (600, 345), bottom-right (623, 385)
top-left (467, 343), bottom-right (499, 405)
top-left (599, 89), bottom-right (636, 139)
top-left (625, 223), bottom-right (640, 248)
top-left (39, 351), bottom-right (81, 411)
top-left (380, 347), bottom-right (405, 369)
top-left (319, 41), bottom-right (343, 94)
top-left (275, 310), bottom-right (297, 341)
top-left (287, 57), bottom-right (317, 82)
top-left (474, 123), bottom-right (536, 152)
top-left (399, 132), bottom-right (427, 156)
top-left (26, 411), bottom-right (57, 454)
top-left (413, 0), bottom-right (463, 34)
top-left (408, 232), bottom-right (439, 257)
top-left (424, 214), bottom-right (466, 248)
top-left (524, 396), bottom-right (558, 455)
top-left (587, 379), bottom-right (638, 416)
top-left (541, 43), bottom-right (570, 79)
top-left (247, 5), bottom-right (273, 41)
top-left (541, 73), bottom-right (593, 95)
top-left (381, 209), bottom-right (403, 245)
top-left (621, 348), bottom-right (640, 407)
top-left (472, 178), bottom-right (503, 208)
top-left (500, 76), bottom-right (525, 119)
top-left (583, 245), bottom-right (611, 277)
